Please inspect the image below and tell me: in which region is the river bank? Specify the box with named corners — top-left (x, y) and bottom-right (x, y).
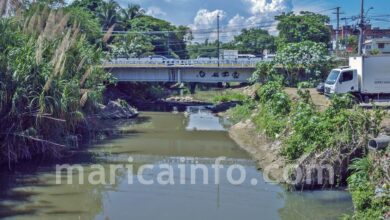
top-left (229, 120), bottom-right (286, 183)
top-left (209, 83), bottom-right (389, 219)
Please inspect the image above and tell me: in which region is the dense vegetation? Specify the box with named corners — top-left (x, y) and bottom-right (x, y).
top-left (345, 154), bottom-right (390, 219)
top-left (250, 41), bottom-right (333, 87)
top-left (0, 1), bottom-right (113, 165)
top-left (275, 11), bottom-right (331, 48)
top-left (69, 0), bottom-right (191, 59)
top-left (219, 80), bottom-right (389, 218)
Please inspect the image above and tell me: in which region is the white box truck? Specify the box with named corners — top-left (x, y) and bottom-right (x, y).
top-left (324, 55), bottom-right (390, 102)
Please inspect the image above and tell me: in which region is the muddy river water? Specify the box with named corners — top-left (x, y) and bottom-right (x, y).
top-left (0, 107), bottom-right (353, 220)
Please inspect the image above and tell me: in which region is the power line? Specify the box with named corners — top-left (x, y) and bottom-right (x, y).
top-left (314, 7), bottom-right (340, 14)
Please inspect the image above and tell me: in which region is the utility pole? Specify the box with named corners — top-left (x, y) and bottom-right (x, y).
top-left (341, 17), bottom-right (348, 40)
top-left (358, 0), bottom-right (365, 55)
top-left (217, 13), bottom-right (220, 67)
top-left (167, 32), bottom-right (170, 57)
top-left (333, 7), bottom-right (342, 52)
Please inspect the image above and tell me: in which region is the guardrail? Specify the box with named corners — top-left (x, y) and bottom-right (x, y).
top-left (103, 58), bottom-right (271, 67)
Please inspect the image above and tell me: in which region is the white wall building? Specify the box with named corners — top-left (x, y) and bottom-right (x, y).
top-left (220, 50), bottom-right (239, 60)
top-left (364, 38), bottom-right (390, 54)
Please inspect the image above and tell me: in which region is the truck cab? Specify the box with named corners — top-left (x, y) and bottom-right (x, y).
top-left (324, 67), bottom-right (359, 96)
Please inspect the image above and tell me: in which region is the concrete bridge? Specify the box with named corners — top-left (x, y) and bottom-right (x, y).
top-left (102, 58), bottom-right (263, 83)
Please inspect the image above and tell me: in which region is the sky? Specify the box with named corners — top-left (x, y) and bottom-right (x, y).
top-left (114, 0), bottom-right (390, 41)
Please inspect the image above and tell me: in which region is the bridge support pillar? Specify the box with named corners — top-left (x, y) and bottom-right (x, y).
top-left (178, 69), bottom-right (184, 97)
top-left (189, 82), bottom-right (197, 94)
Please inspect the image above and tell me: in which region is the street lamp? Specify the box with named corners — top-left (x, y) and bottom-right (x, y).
top-left (365, 7), bottom-right (374, 17)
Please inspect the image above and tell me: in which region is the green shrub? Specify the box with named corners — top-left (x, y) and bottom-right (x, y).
top-left (257, 81), bottom-right (291, 115)
top-left (281, 94), bottom-right (385, 160)
top-left (212, 92), bottom-right (248, 104)
top-left (297, 81), bottom-right (316, 89)
top-left (227, 100), bottom-right (256, 124)
top-left (347, 156), bottom-right (390, 219)
top-left (252, 81), bottom-right (291, 139)
top-left (249, 62), bottom-right (277, 84)
top-left (370, 48), bottom-right (381, 56)
top-left (253, 108), bottom-right (287, 139)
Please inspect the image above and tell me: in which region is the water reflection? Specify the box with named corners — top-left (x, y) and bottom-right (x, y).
top-left (0, 108), bottom-right (353, 220)
top-left (185, 106), bottom-right (228, 131)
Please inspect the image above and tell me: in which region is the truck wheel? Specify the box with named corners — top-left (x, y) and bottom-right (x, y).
top-left (351, 96), bottom-right (360, 105)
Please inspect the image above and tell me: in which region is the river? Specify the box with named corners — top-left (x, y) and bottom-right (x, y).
top-left (0, 107), bottom-right (353, 219)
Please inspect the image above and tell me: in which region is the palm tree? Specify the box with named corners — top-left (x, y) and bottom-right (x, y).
top-left (119, 4), bottom-right (144, 30)
top-left (122, 4), bottom-right (144, 20)
top-left (97, 0), bottom-right (119, 30)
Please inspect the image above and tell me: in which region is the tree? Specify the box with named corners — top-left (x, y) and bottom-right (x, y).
top-left (119, 4), bottom-right (145, 30)
top-left (187, 40), bottom-right (219, 59)
top-left (111, 33), bottom-right (154, 58)
top-left (97, 0), bottom-right (119, 30)
top-left (121, 4), bottom-right (144, 20)
top-left (340, 35), bottom-right (358, 54)
top-left (276, 11), bottom-right (331, 47)
top-left (128, 15), bottom-right (190, 58)
top-left (232, 28), bottom-right (275, 56)
top-left (70, 0), bottom-right (105, 12)
top-left (66, 7), bottom-right (101, 43)
top-left (273, 41), bottom-right (333, 85)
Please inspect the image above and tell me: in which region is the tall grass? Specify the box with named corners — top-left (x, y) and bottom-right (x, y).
top-left (0, 3), bottom-right (112, 165)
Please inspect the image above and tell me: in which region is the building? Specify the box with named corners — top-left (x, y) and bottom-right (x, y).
top-left (330, 25), bottom-right (390, 51)
top-left (363, 38), bottom-right (390, 54)
top-left (220, 50), bottom-right (238, 60)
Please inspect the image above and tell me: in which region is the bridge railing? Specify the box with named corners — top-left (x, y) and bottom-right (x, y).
top-left (103, 58), bottom-right (270, 67)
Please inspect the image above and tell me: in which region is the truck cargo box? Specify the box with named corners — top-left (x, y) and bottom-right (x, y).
top-left (350, 56), bottom-right (390, 94)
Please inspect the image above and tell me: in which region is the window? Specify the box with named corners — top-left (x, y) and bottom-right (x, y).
top-left (326, 70), bottom-right (340, 85)
top-left (378, 43), bottom-right (385, 49)
top-left (341, 71), bottom-right (353, 82)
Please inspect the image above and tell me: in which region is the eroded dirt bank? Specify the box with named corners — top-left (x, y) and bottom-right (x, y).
top-left (229, 120), bottom-right (287, 183)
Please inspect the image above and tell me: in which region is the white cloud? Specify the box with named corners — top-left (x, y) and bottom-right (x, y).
top-left (227, 0), bottom-right (293, 36)
top-left (244, 0), bottom-right (292, 15)
top-left (191, 9), bottom-right (226, 29)
top-left (190, 9), bottom-right (227, 41)
top-left (190, 1), bottom-right (293, 42)
top-left (146, 6), bottom-right (167, 18)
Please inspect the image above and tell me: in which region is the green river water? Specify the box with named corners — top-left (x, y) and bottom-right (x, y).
top-left (0, 107), bottom-right (353, 220)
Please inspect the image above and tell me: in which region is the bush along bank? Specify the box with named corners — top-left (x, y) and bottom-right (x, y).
top-left (223, 81), bottom-right (389, 219)
top-left (0, 5), bottom-right (139, 166)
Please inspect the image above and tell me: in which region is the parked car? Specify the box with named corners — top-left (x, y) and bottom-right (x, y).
top-left (149, 55), bottom-right (167, 60)
top-left (316, 83), bottom-right (325, 94)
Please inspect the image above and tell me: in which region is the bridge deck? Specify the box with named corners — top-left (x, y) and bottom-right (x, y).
top-left (102, 64), bottom-right (257, 69)
top-left (102, 59), bottom-right (261, 83)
